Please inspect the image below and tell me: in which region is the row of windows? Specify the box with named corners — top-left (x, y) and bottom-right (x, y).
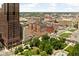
top-left (4, 3), bottom-right (16, 15)
top-left (8, 22), bottom-right (20, 39)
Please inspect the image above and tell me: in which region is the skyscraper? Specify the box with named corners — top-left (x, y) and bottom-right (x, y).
top-left (0, 3), bottom-right (22, 49)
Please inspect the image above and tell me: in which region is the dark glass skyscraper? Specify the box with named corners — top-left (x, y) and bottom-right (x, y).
top-left (0, 3), bottom-right (22, 49)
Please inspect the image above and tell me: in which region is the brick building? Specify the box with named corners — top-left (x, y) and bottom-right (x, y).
top-left (27, 17), bottom-right (54, 37)
top-left (28, 17), bottom-right (41, 36)
top-left (0, 3), bottom-right (22, 49)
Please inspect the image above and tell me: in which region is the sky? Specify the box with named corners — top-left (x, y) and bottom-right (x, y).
top-left (20, 3), bottom-right (79, 12)
top-left (0, 3), bottom-right (79, 12)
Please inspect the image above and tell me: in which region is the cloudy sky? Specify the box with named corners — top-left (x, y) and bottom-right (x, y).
top-left (0, 3), bottom-right (79, 12)
top-left (20, 3), bottom-right (79, 12)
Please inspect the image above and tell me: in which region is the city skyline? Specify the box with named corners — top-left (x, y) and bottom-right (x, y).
top-left (0, 3), bottom-right (79, 56)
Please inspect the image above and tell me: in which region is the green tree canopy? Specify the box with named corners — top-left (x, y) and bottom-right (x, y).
top-left (42, 34), bottom-right (50, 41)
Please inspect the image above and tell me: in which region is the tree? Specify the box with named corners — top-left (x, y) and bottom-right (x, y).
top-left (42, 34), bottom-right (50, 41)
top-left (31, 47), bottom-right (40, 55)
top-left (17, 46), bottom-right (24, 52)
top-left (22, 49), bottom-right (31, 56)
top-left (49, 37), bottom-right (57, 45)
top-left (52, 40), bottom-right (65, 50)
top-left (39, 41), bottom-right (46, 51)
top-left (30, 37), bottom-right (40, 47)
top-left (30, 41), bottom-right (33, 47)
top-left (14, 48), bottom-right (18, 54)
top-left (40, 51), bottom-right (47, 56)
top-left (39, 38), bottom-right (53, 55)
top-left (58, 37), bottom-right (66, 43)
top-left (14, 46), bottom-right (24, 54)
top-left (44, 43), bottom-right (53, 55)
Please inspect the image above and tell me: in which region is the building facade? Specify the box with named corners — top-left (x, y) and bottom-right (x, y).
top-left (0, 3), bottom-right (22, 49)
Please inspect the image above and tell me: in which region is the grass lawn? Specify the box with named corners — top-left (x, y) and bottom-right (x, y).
top-left (65, 46), bottom-right (74, 55)
top-left (60, 31), bottom-right (72, 38)
top-left (68, 28), bottom-right (76, 32)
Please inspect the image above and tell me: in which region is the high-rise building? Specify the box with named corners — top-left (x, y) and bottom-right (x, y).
top-left (0, 3), bottom-right (22, 49)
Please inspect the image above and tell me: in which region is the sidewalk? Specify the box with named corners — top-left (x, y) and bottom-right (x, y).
top-left (0, 48), bottom-right (15, 56)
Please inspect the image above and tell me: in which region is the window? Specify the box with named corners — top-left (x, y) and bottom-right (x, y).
top-left (0, 33), bottom-right (2, 38)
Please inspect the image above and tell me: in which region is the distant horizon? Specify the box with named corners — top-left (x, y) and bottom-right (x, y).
top-left (1, 3), bottom-right (79, 12)
top-left (20, 3), bottom-right (79, 12)
top-left (19, 11), bottom-right (79, 13)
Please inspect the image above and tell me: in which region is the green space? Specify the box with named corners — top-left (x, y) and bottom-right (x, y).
top-left (71, 43), bottom-right (79, 56)
top-left (59, 28), bottom-right (77, 38)
top-left (14, 28), bottom-right (79, 56)
top-left (14, 34), bottom-right (67, 56)
top-left (65, 46), bottom-right (74, 55)
top-left (68, 28), bottom-right (76, 32)
top-left (59, 31), bottom-right (72, 38)
top-left (65, 43), bottom-right (79, 56)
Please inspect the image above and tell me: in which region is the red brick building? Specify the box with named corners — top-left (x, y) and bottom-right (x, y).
top-left (46, 26), bottom-right (54, 33)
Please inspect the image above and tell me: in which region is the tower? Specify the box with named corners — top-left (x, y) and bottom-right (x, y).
top-left (1, 3), bottom-right (22, 48)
